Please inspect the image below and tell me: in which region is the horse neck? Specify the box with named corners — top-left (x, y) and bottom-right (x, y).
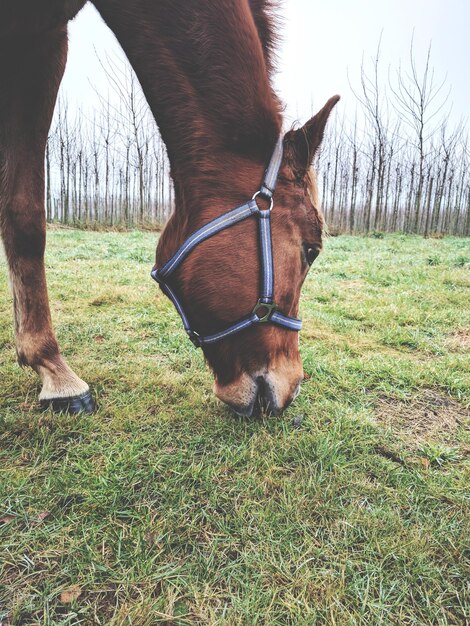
top-left (92, 0), bottom-right (282, 209)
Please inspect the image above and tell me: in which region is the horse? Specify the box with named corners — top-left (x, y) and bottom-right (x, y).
top-left (0, 0), bottom-right (339, 417)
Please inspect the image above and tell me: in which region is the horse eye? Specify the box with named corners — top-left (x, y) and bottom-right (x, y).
top-left (303, 244), bottom-right (320, 266)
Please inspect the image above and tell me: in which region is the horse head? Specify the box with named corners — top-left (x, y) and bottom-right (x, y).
top-left (155, 96), bottom-right (339, 416)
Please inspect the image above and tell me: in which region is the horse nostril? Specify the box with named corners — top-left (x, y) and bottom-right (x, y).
top-left (255, 375), bottom-right (279, 415)
top-left (255, 375), bottom-right (302, 416)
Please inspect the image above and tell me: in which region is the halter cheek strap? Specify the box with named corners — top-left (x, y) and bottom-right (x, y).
top-left (151, 135), bottom-right (302, 348)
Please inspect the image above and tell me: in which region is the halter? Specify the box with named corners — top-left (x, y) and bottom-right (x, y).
top-left (151, 136), bottom-right (302, 348)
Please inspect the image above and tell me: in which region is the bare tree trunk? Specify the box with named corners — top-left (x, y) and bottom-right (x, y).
top-left (423, 175), bottom-right (434, 237)
top-left (46, 139), bottom-right (52, 222)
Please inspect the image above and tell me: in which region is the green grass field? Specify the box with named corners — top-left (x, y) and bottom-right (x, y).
top-left (1, 230), bottom-right (469, 625)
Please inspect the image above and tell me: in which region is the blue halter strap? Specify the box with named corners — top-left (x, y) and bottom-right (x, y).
top-left (151, 136), bottom-right (302, 348)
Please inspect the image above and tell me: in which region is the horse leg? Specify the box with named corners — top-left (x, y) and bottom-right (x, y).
top-left (0, 27), bottom-right (95, 414)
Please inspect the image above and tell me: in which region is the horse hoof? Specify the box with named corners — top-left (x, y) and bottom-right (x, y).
top-left (40, 390), bottom-right (96, 415)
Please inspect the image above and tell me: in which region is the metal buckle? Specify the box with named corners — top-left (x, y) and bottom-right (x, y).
top-left (187, 330), bottom-right (202, 348)
top-left (252, 300), bottom-right (278, 323)
top-left (252, 190), bottom-right (274, 212)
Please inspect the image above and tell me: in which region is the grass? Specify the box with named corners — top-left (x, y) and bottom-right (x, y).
top-left (0, 230), bottom-right (469, 625)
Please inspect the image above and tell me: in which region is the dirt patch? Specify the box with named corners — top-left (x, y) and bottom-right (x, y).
top-left (445, 329), bottom-right (470, 351)
top-left (340, 279), bottom-right (365, 289)
top-left (90, 293), bottom-right (124, 307)
top-left (375, 390), bottom-right (469, 444)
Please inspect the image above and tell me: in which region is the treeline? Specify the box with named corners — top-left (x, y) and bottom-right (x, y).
top-left (317, 42), bottom-right (469, 236)
top-left (46, 44), bottom-right (469, 235)
top-left (46, 58), bottom-right (173, 227)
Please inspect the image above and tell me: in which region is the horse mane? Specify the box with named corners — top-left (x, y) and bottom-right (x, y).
top-left (249, 0), bottom-right (280, 77)
top-left (307, 167), bottom-right (325, 233)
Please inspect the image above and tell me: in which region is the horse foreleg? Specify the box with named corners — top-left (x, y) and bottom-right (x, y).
top-left (0, 27), bottom-right (95, 414)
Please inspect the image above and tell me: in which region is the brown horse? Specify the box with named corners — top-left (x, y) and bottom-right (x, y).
top-left (0, 0), bottom-right (338, 417)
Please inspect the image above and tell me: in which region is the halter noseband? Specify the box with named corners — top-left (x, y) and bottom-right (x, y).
top-left (151, 136), bottom-right (302, 348)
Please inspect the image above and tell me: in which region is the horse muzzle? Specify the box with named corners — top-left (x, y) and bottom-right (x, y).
top-left (214, 357), bottom-right (303, 417)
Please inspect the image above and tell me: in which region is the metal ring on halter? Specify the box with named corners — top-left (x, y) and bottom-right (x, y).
top-left (252, 190), bottom-right (274, 211)
top-left (252, 300), bottom-right (278, 323)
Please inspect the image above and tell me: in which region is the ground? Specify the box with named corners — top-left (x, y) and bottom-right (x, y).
top-left (0, 231), bottom-right (469, 626)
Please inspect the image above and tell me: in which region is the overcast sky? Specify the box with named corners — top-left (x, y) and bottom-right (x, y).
top-left (62, 0), bottom-right (469, 129)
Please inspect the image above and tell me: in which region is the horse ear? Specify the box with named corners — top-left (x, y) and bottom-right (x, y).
top-left (286, 95), bottom-right (340, 175)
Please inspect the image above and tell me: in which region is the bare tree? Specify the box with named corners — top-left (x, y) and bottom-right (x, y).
top-left (390, 39), bottom-right (451, 235)
top-left (44, 42), bottom-right (468, 236)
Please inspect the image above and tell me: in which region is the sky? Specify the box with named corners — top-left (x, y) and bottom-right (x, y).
top-left (62, 0), bottom-right (470, 130)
